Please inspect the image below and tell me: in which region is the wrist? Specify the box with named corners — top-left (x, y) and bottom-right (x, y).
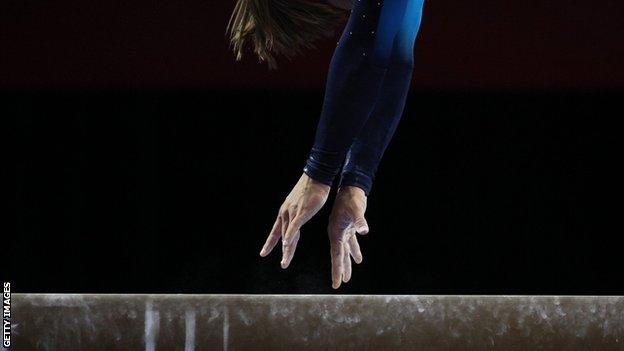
top-left (301, 172), bottom-right (331, 195)
top-left (303, 148), bottom-right (345, 186)
top-left (337, 185), bottom-right (367, 198)
top-left (338, 170), bottom-right (372, 196)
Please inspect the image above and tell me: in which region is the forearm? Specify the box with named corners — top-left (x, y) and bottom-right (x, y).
top-left (339, 0), bottom-right (425, 195)
top-left (339, 62), bottom-right (414, 195)
top-left (304, 0), bottom-right (410, 186)
top-left (304, 54), bottom-right (389, 185)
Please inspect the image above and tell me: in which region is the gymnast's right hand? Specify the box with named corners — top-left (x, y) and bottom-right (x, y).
top-left (259, 173), bottom-right (331, 268)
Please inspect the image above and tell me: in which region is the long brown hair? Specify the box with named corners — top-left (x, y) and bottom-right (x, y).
top-left (226, 0), bottom-right (347, 69)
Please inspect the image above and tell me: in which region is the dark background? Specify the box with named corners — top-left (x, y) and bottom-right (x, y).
top-left (6, 0), bottom-right (623, 294)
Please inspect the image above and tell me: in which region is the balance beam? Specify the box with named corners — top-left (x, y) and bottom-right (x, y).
top-left (8, 294), bottom-right (624, 350)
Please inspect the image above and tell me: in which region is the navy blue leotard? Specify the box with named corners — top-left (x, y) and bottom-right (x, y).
top-left (303, 0), bottom-right (425, 195)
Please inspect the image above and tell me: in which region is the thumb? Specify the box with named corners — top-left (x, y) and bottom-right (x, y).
top-left (353, 217), bottom-right (369, 235)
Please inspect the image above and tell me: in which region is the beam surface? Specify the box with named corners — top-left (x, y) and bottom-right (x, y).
top-left (8, 294), bottom-right (624, 350)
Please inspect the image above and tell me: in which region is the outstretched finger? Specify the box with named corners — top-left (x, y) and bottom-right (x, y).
top-left (283, 214), bottom-right (304, 246)
top-left (281, 230), bottom-right (300, 269)
top-left (330, 237), bottom-right (344, 289)
top-left (342, 241), bottom-right (352, 283)
top-left (347, 233), bottom-right (363, 264)
top-left (280, 212), bottom-right (290, 244)
top-left (260, 217), bottom-right (282, 257)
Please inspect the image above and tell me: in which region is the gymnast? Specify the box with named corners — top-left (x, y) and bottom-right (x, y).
top-left (228, 0), bottom-right (426, 288)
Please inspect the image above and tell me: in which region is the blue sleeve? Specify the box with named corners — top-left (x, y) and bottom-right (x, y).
top-left (303, 0), bottom-right (425, 194)
top-left (340, 0), bottom-right (425, 195)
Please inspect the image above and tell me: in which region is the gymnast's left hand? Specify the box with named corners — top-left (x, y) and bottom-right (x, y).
top-left (259, 173), bottom-right (331, 268)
